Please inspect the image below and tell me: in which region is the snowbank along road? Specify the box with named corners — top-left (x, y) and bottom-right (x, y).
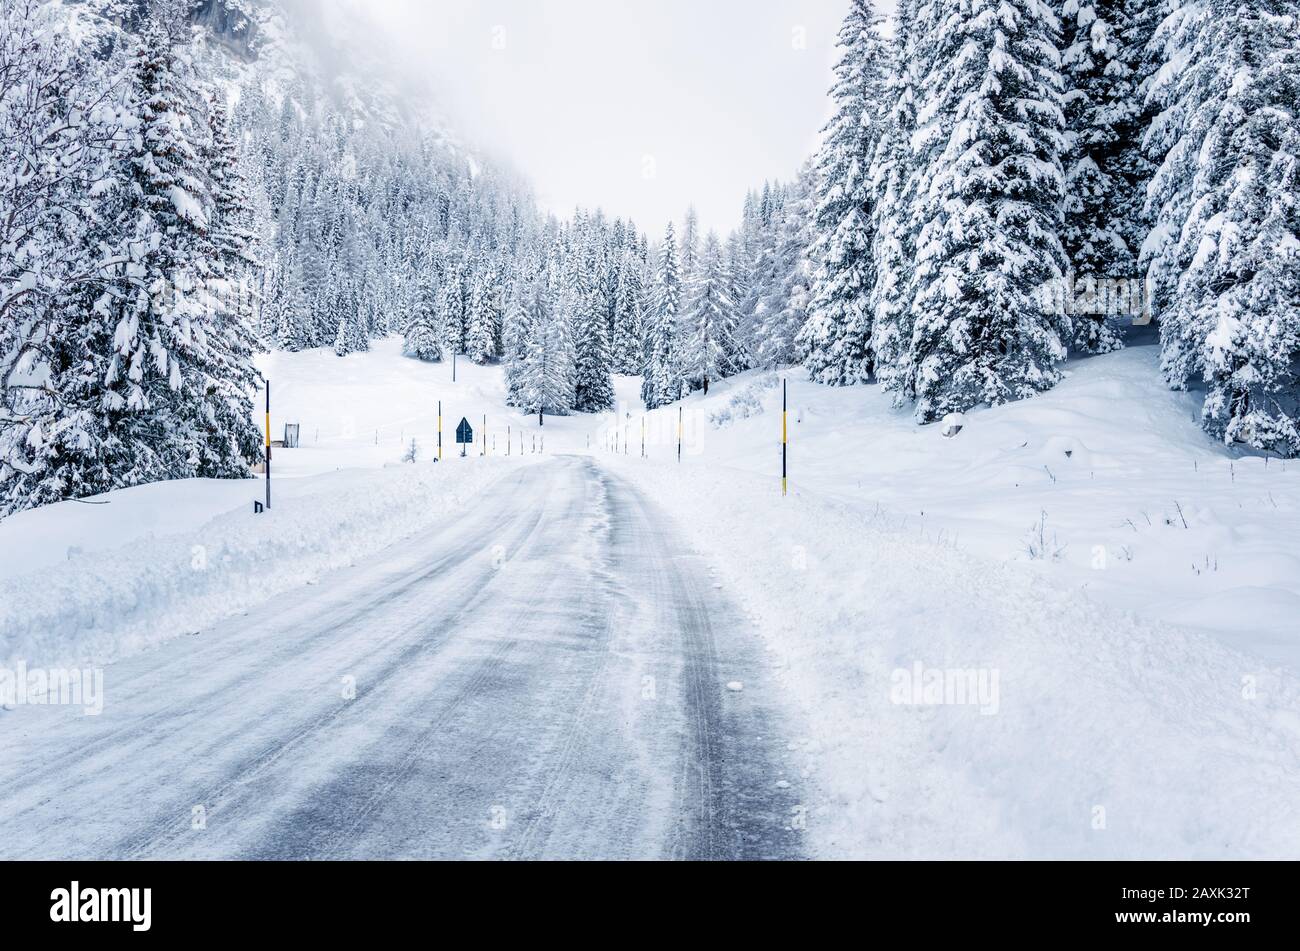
top-left (0, 456), bottom-right (804, 860)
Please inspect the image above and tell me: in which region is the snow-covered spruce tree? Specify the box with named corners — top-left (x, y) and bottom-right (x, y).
top-left (906, 0), bottom-right (1071, 422)
top-left (679, 206), bottom-right (702, 287)
top-left (729, 195), bottom-right (758, 349)
top-left (720, 233), bottom-right (754, 376)
top-left (503, 265), bottom-right (538, 407)
top-left (517, 270), bottom-right (575, 424)
top-left (8, 17), bottom-right (265, 508)
top-left (571, 255), bottom-right (616, 413)
top-left (610, 251), bottom-right (646, 375)
top-left (437, 257), bottom-right (468, 356)
top-left (466, 265), bottom-right (499, 365)
top-left (333, 303), bottom-right (368, 357)
top-left (755, 168), bottom-right (816, 369)
top-left (797, 0), bottom-right (890, 386)
top-left (680, 233), bottom-right (739, 394)
top-left (1144, 0), bottom-right (1300, 455)
top-left (205, 93), bottom-right (257, 285)
top-left (92, 19), bottom-right (231, 480)
top-left (724, 230), bottom-right (758, 362)
top-left (0, 0), bottom-right (125, 516)
top-left (599, 223), bottom-right (624, 348)
top-left (1059, 0), bottom-right (1157, 352)
top-left (270, 258), bottom-right (313, 351)
top-left (192, 88), bottom-right (264, 476)
top-left (868, 0), bottom-right (924, 403)
top-left (641, 223), bottom-right (684, 409)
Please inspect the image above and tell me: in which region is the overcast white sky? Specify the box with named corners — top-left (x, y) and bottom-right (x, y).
top-left (342, 0), bottom-right (888, 238)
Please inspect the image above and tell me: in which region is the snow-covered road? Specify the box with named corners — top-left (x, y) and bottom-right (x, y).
top-left (0, 457), bottom-right (803, 860)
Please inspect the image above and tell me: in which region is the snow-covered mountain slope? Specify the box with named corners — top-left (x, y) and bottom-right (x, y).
top-left (57, 0), bottom-right (473, 156)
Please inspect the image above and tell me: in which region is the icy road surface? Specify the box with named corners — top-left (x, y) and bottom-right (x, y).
top-left (0, 457), bottom-right (803, 860)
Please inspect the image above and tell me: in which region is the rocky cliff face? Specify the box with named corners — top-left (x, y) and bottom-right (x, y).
top-left (188, 0), bottom-right (260, 60)
top-left (58, 0), bottom-right (462, 144)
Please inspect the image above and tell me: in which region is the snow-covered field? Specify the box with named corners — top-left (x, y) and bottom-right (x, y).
top-left (607, 329), bottom-right (1300, 669)
top-left (593, 331), bottom-right (1300, 858)
top-left (602, 456), bottom-right (1300, 859)
top-left (3, 335), bottom-right (1298, 858)
top-left (253, 339), bottom-right (625, 476)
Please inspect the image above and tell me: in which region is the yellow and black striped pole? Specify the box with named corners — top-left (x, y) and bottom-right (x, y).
top-left (782, 378), bottom-right (788, 497)
top-left (264, 379), bottom-right (272, 511)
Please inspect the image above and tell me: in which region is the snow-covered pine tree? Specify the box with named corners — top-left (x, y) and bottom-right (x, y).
top-left (680, 233), bottom-right (739, 394)
top-left (755, 168), bottom-right (816, 369)
top-left (31, 17), bottom-right (260, 495)
top-left (194, 87), bottom-right (263, 476)
top-left (720, 232), bottom-right (754, 375)
top-left (610, 250), bottom-right (646, 375)
top-left (1144, 0), bottom-right (1300, 455)
top-left (679, 206), bottom-right (702, 287)
top-left (466, 264), bottom-right (498, 365)
top-left (906, 0), bottom-right (1071, 422)
top-left (517, 269), bottom-right (575, 423)
top-left (101, 18), bottom-right (234, 479)
top-left (868, 0), bottom-right (926, 403)
top-left (503, 263), bottom-right (538, 406)
top-left (725, 230), bottom-right (758, 361)
top-left (205, 92), bottom-right (257, 286)
top-left (333, 303), bottom-right (368, 357)
top-left (571, 248), bottom-right (616, 413)
top-left (0, 0), bottom-right (124, 516)
top-left (403, 272), bottom-right (444, 361)
top-left (1059, 0), bottom-right (1156, 353)
top-left (797, 0), bottom-right (890, 386)
top-left (271, 258), bottom-right (313, 351)
top-left (642, 223), bottom-right (684, 409)
top-left (730, 190), bottom-right (765, 354)
top-left (438, 256), bottom-right (468, 356)
top-left (598, 221), bottom-right (623, 346)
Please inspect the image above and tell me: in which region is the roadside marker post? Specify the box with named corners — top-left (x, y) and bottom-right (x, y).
top-left (483, 415), bottom-right (487, 457)
top-left (641, 417), bottom-right (646, 459)
top-left (782, 378), bottom-right (788, 497)
top-left (678, 407), bottom-right (683, 464)
top-left (263, 379), bottom-right (272, 512)
top-left (438, 401), bottom-right (443, 462)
